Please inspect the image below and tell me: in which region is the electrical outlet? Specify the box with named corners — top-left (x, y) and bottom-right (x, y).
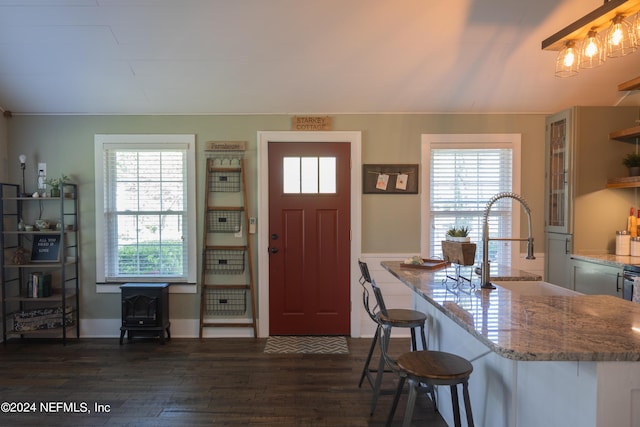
top-left (37, 162), bottom-right (46, 189)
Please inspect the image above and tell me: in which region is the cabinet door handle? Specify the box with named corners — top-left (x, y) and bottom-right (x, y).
top-left (616, 273), bottom-right (622, 293)
top-left (564, 238), bottom-right (570, 255)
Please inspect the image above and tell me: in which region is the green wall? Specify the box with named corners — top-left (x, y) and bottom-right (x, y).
top-left (4, 113), bottom-right (547, 321)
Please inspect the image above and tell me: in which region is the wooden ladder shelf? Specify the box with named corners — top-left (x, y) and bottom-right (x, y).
top-left (199, 147), bottom-right (257, 338)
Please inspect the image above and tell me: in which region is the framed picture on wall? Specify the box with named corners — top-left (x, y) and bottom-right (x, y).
top-left (362, 164), bottom-right (419, 194)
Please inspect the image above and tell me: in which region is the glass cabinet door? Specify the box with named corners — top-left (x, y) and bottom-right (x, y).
top-left (545, 109), bottom-right (572, 234)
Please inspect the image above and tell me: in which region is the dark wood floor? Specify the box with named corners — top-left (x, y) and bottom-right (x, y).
top-left (0, 337), bottom-right (449, 427)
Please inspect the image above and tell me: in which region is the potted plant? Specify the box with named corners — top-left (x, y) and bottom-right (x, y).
top-left (446, 226), bottom-right (471, 242)
top-left (622, 153), bottom-right (640, 177)
top-left (442, 226), bottom-right (476, 266)
top-left (44, 174), bottom-right (69, 198)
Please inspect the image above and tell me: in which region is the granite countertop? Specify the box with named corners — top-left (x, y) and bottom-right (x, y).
top-left (571, 252), bottom-right (640, 268)
top-left (484, 264), bottom-right (542, 281)
top-left (381, 260), bottom-right (640, 362)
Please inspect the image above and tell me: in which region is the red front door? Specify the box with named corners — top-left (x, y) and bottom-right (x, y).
top-left (268, 142), bottom-right (351, 335)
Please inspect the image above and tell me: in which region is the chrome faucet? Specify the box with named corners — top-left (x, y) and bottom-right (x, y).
top-left (481, 192), bottom-right (535, 289)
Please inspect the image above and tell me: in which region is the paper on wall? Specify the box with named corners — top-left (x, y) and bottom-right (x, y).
top-left (396, 173), bottom-right (408, 190)
top-left (376, 174), bottom-right (389, 190)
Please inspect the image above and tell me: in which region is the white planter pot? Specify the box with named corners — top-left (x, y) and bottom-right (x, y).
top-left (445, 236), bottom-right (471, 243)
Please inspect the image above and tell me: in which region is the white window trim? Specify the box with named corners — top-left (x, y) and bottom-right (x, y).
top-left (94, 134), bottom-right (197, 294)
top-left (420, 134), bottom-right (522, 261)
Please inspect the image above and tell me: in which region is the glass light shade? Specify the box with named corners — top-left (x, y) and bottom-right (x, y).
top-left (555, 41), bottom-right (579, 78)
top-left (579, 29), bottom-right (605, 68)
top-left (633, 12), bottom-right (640, 46)
top-left (606, 14), bottom-right (636, 58)
top-left (18, 154), bottom-right (26, 164)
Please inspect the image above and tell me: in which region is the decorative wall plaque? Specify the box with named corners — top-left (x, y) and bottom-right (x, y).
top-left (291, 116), bottom-right (332, 131)
top-left (205, 141), bottom-right (246, 151)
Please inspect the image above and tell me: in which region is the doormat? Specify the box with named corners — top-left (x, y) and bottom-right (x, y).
top-left (264, 335), bottom-right (349, 354)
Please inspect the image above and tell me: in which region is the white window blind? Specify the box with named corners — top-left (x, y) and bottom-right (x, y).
top-left (95, 135), bottom-right (196, 284)
top-left (430, 147), bottom-right (513, 266)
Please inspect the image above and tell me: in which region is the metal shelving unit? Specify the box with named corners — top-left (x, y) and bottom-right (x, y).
top-left (0, 182), bottom-right (80, 344)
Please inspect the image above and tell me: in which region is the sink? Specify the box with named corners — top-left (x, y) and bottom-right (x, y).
top-left (492, 281), bottom-right (581, 297)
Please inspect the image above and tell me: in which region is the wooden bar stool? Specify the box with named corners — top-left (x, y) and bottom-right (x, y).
top-left (379, 323), bottom-right (475, 427)
top-left (357, 260), bottom-right (428, 415)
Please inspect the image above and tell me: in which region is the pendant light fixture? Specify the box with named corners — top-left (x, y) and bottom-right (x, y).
top-left (555, 41), bottom-right (579, 77)
top-left (606, 14), bottom-right (636, 57)
top-left (542, 0), bottom-right (640, 77)
top-left (579, 29), bottom-right (606, 68)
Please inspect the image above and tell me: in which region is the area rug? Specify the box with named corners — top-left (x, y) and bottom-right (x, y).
top-left (264, 335), bottom-right (349, 354)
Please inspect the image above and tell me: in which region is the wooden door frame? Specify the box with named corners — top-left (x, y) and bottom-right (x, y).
top-left (257, 131), bottom-right (362, 338)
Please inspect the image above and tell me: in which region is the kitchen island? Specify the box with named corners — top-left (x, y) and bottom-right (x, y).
top-left (382, 261), bottom-right (640, 427)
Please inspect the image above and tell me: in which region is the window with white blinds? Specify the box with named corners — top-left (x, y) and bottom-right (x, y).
top-left (94, 135), bottom-right (196, 284)
top-left (431, 148), bottom-right (513, 266)
top-left (421, 134), bottom-right (521, 268)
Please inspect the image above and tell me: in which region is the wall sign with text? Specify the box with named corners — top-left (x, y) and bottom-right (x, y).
top-left (31, 234), bottom-right (61, 262)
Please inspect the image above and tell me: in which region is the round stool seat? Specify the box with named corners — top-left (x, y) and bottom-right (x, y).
top-left (378, 308), bottom-right (427, 327)
top-left (397, 350), bottom-right (473, 384)
top-left (394, 350), bottom-right (475, 427)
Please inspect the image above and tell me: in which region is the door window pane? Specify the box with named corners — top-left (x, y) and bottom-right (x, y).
top-left (301, 157), bottom-right (319, 193)
top-left (283, 157), bottom-right (301, 193)
top-left (283, 157), bottom-right (337, 194)
top-left (319, 157), bottom-right (336, 193)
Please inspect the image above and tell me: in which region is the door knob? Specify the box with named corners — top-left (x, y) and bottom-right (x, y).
top-left (271, 233), bottom-right (279, 240)
top-left (269, 247), bottom-right (279, 254)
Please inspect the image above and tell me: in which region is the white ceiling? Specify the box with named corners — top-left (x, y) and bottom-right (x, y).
top-left (1, 0), bottom-right (640, 115)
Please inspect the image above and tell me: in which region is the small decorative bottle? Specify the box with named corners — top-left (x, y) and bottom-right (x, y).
top-left (17, 217), bottom-right (25, 231)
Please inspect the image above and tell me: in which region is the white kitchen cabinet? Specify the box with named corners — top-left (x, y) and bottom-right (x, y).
top-left (544, 109), bottom-right (572, 235)
top-left (571, 258), bottom-right (622, 297)
top-left (545, 233), bottom-right (572, 289)
top-left (544, 106), bottom-right (640, 286)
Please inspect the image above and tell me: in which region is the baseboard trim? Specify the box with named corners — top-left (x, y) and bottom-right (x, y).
top-left (80, 318), bottom-right (256, 338)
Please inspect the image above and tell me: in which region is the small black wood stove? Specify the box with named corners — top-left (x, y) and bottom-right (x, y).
top-left (120, 283), bottom-right (171, 344)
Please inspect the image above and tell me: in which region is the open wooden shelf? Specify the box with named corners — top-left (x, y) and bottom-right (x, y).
top-left (606, 176), bottom-right (640, 188)
top-left (4, 288), bottom-right (76, 303)
top-left (609, 126), bottom-right (640, 143)
top-left (618, 76), bottom-right (640, 92)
